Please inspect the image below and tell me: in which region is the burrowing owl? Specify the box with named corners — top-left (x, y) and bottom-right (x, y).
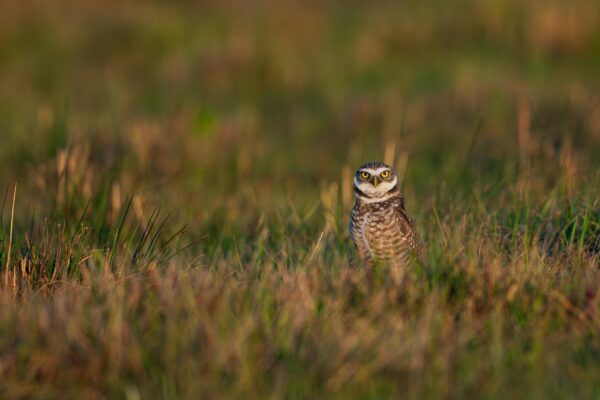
top-left (349, 162), bottom-right (418, 267)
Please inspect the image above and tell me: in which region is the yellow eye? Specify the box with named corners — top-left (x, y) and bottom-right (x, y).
top-left (360, 171), bottom-right (370, 180)
top-left (380, 170), bottom-right (390, 178)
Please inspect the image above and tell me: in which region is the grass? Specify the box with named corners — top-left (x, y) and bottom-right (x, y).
top-left (0, 0), bottom-right (600, 398)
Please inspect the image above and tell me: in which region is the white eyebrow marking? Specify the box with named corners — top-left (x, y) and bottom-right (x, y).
top-left (359, 169), bottom-right (377, 175)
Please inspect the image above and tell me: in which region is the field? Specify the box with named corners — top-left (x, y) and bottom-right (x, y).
top-left (1, 0), bottom-right (600, 398)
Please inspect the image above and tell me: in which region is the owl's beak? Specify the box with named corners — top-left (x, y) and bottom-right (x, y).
top-left (371, 176), bottom-right (380, 187)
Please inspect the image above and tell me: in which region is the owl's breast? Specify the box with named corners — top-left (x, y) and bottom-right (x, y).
top-left (364, 207), bottom-right (411, 262)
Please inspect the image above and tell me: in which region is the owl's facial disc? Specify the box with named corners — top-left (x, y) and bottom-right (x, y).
top-left (354, 166), bottom-right (398, 198)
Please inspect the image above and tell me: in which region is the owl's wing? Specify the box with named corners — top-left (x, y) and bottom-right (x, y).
top-left (349, 207), bottom-right (372, 263)
top-left (394, 201), bottom-right (419, 254)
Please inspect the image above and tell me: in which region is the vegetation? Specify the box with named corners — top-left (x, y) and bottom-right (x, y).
top-left (0, 0), bottom-right (599, 398)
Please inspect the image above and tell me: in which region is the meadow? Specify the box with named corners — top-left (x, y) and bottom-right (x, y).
top-left (0, 0), bottom-right (599, 398)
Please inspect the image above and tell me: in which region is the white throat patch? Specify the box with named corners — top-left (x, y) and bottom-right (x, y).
top-left (358, 192), bottom-right (397, 204)
top-left (354, 176), bottom-right (398, 203)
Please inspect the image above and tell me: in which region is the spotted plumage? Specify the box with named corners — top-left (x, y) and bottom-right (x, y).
top-left (349, 162), bottom-right (417, 267)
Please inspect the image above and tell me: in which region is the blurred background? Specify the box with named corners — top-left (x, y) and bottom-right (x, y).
top-left (0, 0), bottom-right (599, 241)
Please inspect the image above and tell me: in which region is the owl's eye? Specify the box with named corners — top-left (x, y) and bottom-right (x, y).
top-left (360, 171), bottom-right (370, 180)
top-left (380, 170), bottom-right (390, 178)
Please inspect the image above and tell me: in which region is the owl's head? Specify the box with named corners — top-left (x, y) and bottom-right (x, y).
top-left (354, 162), bottom-right (398, 200)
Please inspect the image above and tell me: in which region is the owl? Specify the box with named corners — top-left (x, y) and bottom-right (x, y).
top-left (349, 162), bottom-right (418, 267)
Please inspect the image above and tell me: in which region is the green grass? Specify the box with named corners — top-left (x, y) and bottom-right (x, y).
top-left (0, 0), bottom-right (600, 398)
